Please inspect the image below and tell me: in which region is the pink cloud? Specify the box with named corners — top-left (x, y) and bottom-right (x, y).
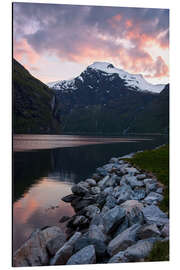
top-left (13, 38), bottom-right (40, 68)
top-left (13, 197), bottom-right (39, 224)
top-left (145, 56), bottom-right (169, 78)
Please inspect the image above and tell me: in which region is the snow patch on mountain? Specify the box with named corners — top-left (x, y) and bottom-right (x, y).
top-left (47, 61), bottom-right (166, 93)
top-left (48, 78), bottom-right (77, 91)
top-left (89, 62), bottom-right (165, 93)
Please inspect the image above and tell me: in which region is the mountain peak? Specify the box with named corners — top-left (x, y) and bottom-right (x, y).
top-left (87, 61), bottom-right (165, 93)
top-left (89, 61), bottom-right (114, 69)
top-left (48, 61), bottom-right (166, 93)
top-left (88, 61), bottom-right (124, 74)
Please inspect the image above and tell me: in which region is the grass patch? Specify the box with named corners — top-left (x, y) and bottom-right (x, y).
top-left (125, 144), bottom-right (169, 213)
top-left (125, 144), bottom-right (169, 262)
top-left (145, 240), bottom-right (169, 262)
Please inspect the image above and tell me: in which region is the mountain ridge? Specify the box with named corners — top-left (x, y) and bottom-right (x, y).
top-left (48, 61), bottom-right (166, 94)
top-left (13, 59), bottom-right (169, 135)
top-left (51, 62), bottom-right (169, 134)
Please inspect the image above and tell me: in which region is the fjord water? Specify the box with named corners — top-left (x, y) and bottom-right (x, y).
top-left (13, 134), bottom-right (168, 252)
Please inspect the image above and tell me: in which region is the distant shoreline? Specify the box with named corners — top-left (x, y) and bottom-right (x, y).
top-left (13, 134), bottom-right (152, 152)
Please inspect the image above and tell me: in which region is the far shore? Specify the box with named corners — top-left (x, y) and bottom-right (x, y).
top-left (13, 134), bottom-right (152, 152)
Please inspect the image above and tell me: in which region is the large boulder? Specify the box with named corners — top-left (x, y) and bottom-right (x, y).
top-left (13, 227), bottom-right (64, 267)
top-left (84, 205), bottom-right (100, 219)
top-left (116, 185), bottom-right (135, 204)
top-left (90, 186), bottom-right (101, 195)
top-left (120, 200), bottom-right (144, 226)
top-left (88, 224), bottom-right (107, 243)
top-left (50, 232), bottom-right (82, 265)
top-left (107, 224), bottom-right (141, 256)
top-left (125, 175), bottom-right (144, 189)
top-left (137, 224), bottom-right (161, 240)
top-left (61, 194), bottom-right (78, 203)
top-left (120, 200), bottom-right (144, 212)
top-left (144, 192), bottom-right (163, 204)
top-left (102, 206), bottom-right (126, 234)
top-left (73, 215), bottom-right (89, 228)
top-left (67, 245), bottom-right (96, 265)
top-left (73, 236), bottom-right (107, 258)
top-left (124, 238), bottom-right (158, 261)
top-left (71, 182), bottom-right (89, 195)
top-left (71, 198), bottom-right (96, 212)
top-left (46, 231), bottom-right (66, 256)
top-left (85, 178), bottom-right (97, 187)
top-left (142, 205), bottom-right (169, 225)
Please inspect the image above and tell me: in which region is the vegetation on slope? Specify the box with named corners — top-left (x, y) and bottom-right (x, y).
top-left (13, 59), bottom-right (60, 134)
top-left (145, 240), bottom-right (169, 262)
top-left (52, 67), bottom-right (169, 134)
top-left (129, 84), bottom-right (169, 134)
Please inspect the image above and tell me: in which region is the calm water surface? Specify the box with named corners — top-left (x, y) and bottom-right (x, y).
top-left (13, 134), bottom-right (168, 252)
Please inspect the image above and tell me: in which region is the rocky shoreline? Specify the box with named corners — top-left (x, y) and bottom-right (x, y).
top-left (13, 153), bottom-right (169, 266)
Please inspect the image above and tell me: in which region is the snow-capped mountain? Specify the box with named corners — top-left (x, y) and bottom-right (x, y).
top-left (48, 62), bottom-right (165, 93)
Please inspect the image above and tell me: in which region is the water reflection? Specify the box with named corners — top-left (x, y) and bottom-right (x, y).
top-left (13, 135), bottom-right (168, 252)
top-left (13, 178), bottom-right (75, 252)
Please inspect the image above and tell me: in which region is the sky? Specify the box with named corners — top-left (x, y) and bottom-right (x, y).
top-left (13, 3), bottom-right (169, 85)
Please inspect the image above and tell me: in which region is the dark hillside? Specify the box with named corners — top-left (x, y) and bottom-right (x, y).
top-left (13, 59), bottom-right (60, 134)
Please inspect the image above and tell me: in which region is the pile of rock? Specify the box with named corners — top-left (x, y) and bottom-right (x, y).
top-left (13, 156), bottom-right (169, 266)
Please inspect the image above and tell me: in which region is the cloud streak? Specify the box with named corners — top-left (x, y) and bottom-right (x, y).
top-left (13, 3), bottom-right (169, 83)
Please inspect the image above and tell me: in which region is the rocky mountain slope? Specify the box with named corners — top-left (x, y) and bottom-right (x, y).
top-left (48, 62), bottom-right (165, 93)
top-left (13, 59), bottom-right (60, 134)
top-left (49, 62), bottom-right (168, 134)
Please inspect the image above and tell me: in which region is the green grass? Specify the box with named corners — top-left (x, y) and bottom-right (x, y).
top-left (145, 240), bottom-right (169, 262)
top-left (125, 144), bottom-right (169, 262)
top-left (125, 144), bottom-right (169, 213)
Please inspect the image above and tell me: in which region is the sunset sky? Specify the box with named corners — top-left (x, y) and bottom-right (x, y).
top-left (13, 3), bottom-right (169, 85)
